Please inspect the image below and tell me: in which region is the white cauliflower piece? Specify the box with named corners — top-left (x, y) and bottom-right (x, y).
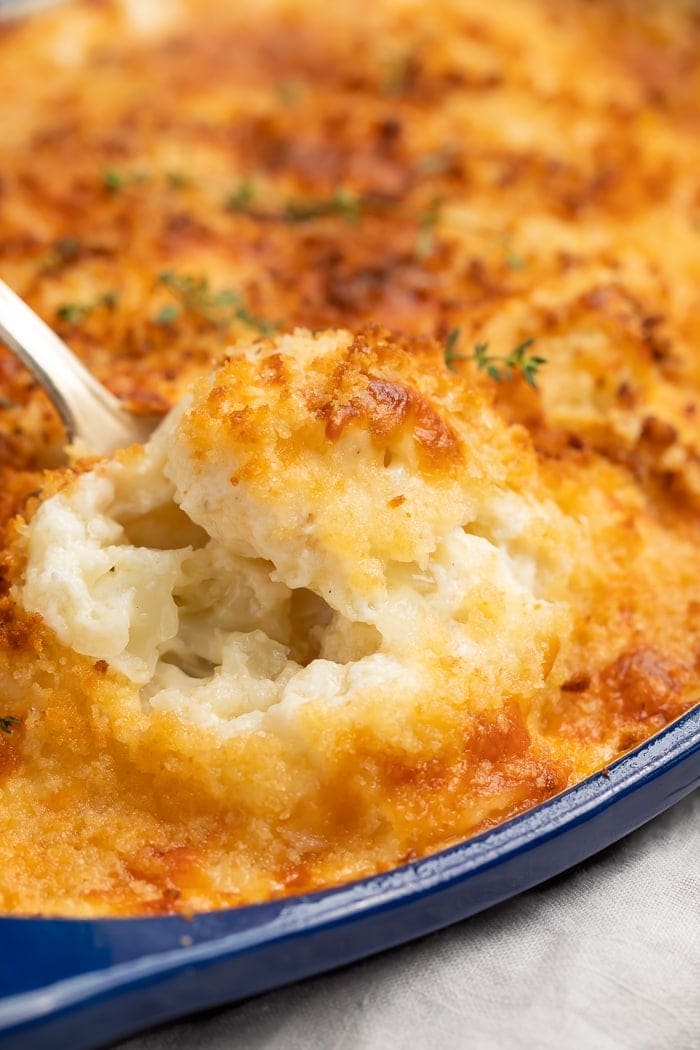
top-left (19, 327), bottom-right (576, 739)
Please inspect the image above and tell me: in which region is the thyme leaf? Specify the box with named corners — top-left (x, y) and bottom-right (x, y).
top-left (154, 304), bottom-right (181, 325)
top-left (57, 302), bottom-right (90, 324)
top-left (41, 236), bottom-right (82, 273)
top-left (157, 272), bottom-right (277, 336)
top-left (443, 328), bottom-right (463, 371)
top-left (0, 715), bottom-right (19, 735)
top-left (56, 291), bottom-right (118, 325)
top-left (283, 188), bottom-right (360, 225)
top-left (505, 253), bottom-right (527, 271)
top-left (225, 178), bottom-right (255, 213)
top-left (103, 168), bottom-right (126, 193)
top-left (103, 169), bottom-right (151, 193)
top-left (415, 195), bottom-right (442, 259)
top-left (444, 329), bottom-right (546, 387)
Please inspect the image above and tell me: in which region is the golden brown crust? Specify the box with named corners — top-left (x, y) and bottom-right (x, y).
top-left (0, 0), bottom-right (697, 916)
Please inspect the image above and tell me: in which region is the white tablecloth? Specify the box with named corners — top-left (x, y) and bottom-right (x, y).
top-left (117, 790), bottom-right (699, 1050)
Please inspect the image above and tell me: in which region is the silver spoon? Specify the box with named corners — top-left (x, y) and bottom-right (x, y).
top-left (0, 279), bottom-right (160, 455)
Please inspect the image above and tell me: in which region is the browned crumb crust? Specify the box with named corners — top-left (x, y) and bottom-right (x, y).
top-left (0, 0), bottom-right (698, 915)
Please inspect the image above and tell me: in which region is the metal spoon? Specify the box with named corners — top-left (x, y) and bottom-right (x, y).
top-left (0, 279), bottom-right (160, 455)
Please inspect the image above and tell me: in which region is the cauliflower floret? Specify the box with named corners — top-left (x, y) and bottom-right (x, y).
top-left (19, 326), bottom-right (576, 738)
top-left (22, 470), bottom-right (187, 686)
top-left (166, 328), bottom-right (501, 619)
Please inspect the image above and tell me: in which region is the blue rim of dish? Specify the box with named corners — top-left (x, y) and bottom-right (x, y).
top-left (0, 705), bottom-right (697, 1050)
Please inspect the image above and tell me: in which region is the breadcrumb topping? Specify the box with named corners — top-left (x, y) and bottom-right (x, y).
top-left (0, 0), bottom-right (698, 915)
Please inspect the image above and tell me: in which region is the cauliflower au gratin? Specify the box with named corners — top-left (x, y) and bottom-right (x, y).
top-left (0, 0), bottom-right (698, 915)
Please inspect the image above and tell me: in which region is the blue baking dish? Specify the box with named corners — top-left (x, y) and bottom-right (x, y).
top-left (0, 705), bottom-right (696, 1050)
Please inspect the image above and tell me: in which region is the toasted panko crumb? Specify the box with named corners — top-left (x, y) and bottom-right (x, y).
top-left (0, 0), bottom-right (697, 916)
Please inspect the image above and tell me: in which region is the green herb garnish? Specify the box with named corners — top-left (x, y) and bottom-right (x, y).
top-left (444, 329), bottom-right (546, 387)
top-left (154, 304), bottom-right (181, 325)
top-left (56, 291), bottom-right (118, 325)
top-left (157, 272), bottom-right (276, 336)
top-left (443, 329), bottom-right (462, 371)
top-left (103, 169), bottom-right (151, 192)
top-left (103, 169), bottom-right (126, 193)
top-left (56, 302), bottom-right (91, 324)
top-left (415, 196), bottom-right (442, 259)
top-left (283, 188), bottom-right (360, 225)
top-left (41, 236), bottom-right (82, 272)
top-left (225, 178), bottom-right (255, 213)
top-left (0, 716), bottom-right (19, 735)
top-left (505, 253), bottom-right (527, 271)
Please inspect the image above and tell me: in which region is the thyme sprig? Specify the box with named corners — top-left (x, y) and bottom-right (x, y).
top-left (283, 188), bottom-right (361, 225)
top-left (444, 329), bottom-right (546, 388)
top-left (225, 178), bottom-right (256, 213)
top-left (56, 291), bottom-right (118, 325)
top-left (505, 253), bottom-right (527, 272)
top-left (415, 195), bottom-right (442, 259)
top-left (157, 272), bottom-right (277, 337)
top-left (103, 168), bottom-right (126, 193)
top-left (153, 304), bottom-right (181, 326)
top-left (223, 184), bottom-right (440, 241)
top-left (102, 169), bottom-right (151, 194)
top-left (443, 329), bottom-right (463, 371)
top-left (0, 716), bottom-right (19, 735)
top-left (56, 303), bottom-right (90, 324)
top-left (41, 236), bottom-right (82, 273)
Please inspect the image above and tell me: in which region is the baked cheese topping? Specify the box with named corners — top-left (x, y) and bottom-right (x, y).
top-left (21, 328), bottom-right (572, 739)
top-left (0, 0), bottom-right (698, 916)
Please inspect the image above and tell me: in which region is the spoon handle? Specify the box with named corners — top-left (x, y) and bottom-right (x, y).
top-left (0, 279), bottom-right (154, 454)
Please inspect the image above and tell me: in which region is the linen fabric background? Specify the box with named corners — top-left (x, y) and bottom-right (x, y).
top-left (117, 790), bottom-right (699, 1050)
